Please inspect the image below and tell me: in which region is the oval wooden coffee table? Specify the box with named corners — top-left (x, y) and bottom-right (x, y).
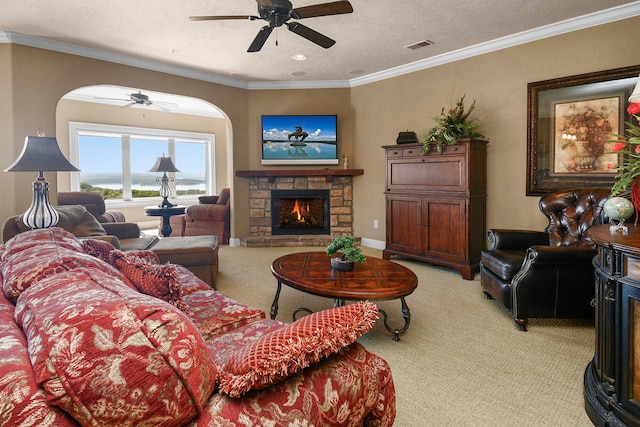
top-left (270, 251), bottom-right (418, 340)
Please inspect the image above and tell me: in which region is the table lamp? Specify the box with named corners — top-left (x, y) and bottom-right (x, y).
top-left (5, 133), bottom-right (80, 229)
top-left (149, 155), bottom-right (180, 208)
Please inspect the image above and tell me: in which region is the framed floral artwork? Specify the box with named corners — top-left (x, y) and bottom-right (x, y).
top-left (527, 65), bottom-right (640, 195)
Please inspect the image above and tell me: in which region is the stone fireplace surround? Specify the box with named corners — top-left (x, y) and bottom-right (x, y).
top-left (236, 169), bottom-right (364, 247)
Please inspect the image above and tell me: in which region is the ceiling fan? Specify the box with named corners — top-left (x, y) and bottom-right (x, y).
top-left (189, 0), bottom-right (353, 52)
top-left (92, 91), bottom-right (178, 112)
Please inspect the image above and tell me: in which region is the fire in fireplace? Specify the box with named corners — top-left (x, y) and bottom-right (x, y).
top-left (271, 190), bottom-right (330, 235)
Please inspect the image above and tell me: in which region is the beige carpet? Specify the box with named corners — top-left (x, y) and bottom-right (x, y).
top-left (215, 245), bottom-right (594, 426)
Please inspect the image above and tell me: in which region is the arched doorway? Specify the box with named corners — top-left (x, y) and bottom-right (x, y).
top-left (55, 85), bottom-right (233, 225)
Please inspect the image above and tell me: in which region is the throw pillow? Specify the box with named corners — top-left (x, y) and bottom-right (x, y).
top-left (82, 238), bottom-right (116, 263)
top-left (111, 250), bottom-right (187, 312)
top-left (218, 301), bottom-right (379, 397)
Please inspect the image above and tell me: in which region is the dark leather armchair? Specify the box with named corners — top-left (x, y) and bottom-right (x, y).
top-left (480, 188), bottom-right (610, 331)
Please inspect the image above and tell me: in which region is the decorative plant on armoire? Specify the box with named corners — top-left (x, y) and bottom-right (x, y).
top-left (422, 95), bottom-right (486, 153)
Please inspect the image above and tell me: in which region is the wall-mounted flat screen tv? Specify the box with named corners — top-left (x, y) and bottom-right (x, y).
top-left (261, 114), bottom-right (338, 165)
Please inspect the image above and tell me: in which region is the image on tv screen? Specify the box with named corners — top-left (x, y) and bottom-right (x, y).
top-left (261, 115), bottom-right (338, 165)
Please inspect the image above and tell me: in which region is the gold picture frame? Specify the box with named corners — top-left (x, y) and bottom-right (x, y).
top-left (527, 65), bottom-right (640, 195)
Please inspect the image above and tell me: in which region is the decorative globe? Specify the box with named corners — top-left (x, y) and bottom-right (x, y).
top-left (603, 197), bottom-right (635, 221)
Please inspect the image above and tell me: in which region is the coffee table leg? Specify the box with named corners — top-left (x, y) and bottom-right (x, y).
top-left (270, 281), bottom-right (282, 320)
top-left (379, 297), bottom-right (411, 341)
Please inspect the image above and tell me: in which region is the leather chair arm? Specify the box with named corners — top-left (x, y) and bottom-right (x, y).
top-left (186, 204), bottom-right (229, 221)
top-left (487, 229), bottom-right (549, 251)
top-left (102, 222), bottom-right (142, 239)
top-left (524, 245), bottom-right (596, 265)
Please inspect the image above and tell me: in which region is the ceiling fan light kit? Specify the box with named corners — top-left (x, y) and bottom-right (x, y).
top-left (190, 0), bottom-right (353, 53)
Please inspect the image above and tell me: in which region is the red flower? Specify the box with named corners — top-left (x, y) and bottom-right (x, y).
top-left (629, 103), bottom-right (640, 115)
top-left (635, 145), bottom-right (640, 154)
top-left (612, 142), bottom-right (627, 152)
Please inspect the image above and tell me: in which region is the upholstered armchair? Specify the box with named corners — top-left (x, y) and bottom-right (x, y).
top-left (169, 188), bottom-right (230, 244)
top-left (58, 191), bottom-right (126, 223)
top-left (480, 188), bottom-right (610, 331)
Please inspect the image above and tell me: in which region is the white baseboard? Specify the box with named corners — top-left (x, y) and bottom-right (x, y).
top-left (360, 238), bottom-right (385, 250)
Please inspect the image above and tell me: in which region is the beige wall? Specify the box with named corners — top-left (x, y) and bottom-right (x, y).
top-left (0, 45), bottom-right (249, 239)
top-left (55, 99), bottom-right (229, 222)
top-left (351, 16), bottom-right (640, 242)
top-left (1, 16), bottom-right (640, 243)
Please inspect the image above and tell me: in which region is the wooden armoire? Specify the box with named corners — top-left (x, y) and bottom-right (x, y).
top-left (382, 139), bottom-right (488, 280)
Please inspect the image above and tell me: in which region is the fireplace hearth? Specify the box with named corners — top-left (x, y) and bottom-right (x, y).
top-left (237, 169), bottom-right (362, 246)
top-left (271, 189), bottom-right (330, 235)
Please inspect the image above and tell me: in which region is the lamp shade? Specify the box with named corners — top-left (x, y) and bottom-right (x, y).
top-left (148, 156), bottom-right (180, 173)
top-left (5, 136), bottom-right (80, 172)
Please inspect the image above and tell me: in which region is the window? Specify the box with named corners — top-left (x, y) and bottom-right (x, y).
top-left (69, 122), bottom-right (215, 205)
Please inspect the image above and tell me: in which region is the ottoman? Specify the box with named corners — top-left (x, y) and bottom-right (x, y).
top-left (151, 235), bottom-right (219, 289)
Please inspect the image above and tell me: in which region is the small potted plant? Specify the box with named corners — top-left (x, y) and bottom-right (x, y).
top-left (326, 235), bottom-right (366, 271)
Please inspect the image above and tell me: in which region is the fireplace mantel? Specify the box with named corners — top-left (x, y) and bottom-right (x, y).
top-left (236, 168), bottom-right (364, 182)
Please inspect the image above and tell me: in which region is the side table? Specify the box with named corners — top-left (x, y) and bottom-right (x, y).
top-left (144, 205), bottom-right (185, 237)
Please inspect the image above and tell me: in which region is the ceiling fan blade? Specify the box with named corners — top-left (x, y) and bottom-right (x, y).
top-left (248, 26), bottom-right (274, 52)
top-left (291, 1), bottom-right (353, 19)
top-left (120, 102), bottom-right (136, 108)
top-left (189, 15), bottom-right (258, 21)
top-left (287, 22), bottom-right (335, 49)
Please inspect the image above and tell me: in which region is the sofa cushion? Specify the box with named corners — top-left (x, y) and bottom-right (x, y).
top-left (3, 226), bottom-right (85, 256)
top-left (182, 289), bottom-right (265, 340)
top-left (111, 250), bottom-right (188, 313)
top-left (1, 242), bottom-right (126, 303)
top-left (15, 268), bottom-right (217, 427)
top-left (480, 249), bottom-right (525, 281)
top-left (218, 301), bottom-right (379, 397)
top-left (0, 291), bottom-right (78, 426)
top-left (55, 205), bottom-right (109, 237)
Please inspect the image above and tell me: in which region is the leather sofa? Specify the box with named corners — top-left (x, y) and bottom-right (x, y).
top-left (479, 188), bottom-right (610, 331)
top-left (2, 205), bottom-right (158, 251)
top-left (0, 227), bottom-right (395, 426)
top-left (170, 188), bottom-right (230, 244)
top-left (58, 191), bottom-right (126, 222)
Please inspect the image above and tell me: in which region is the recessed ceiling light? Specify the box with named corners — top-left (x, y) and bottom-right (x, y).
top-left (289, 71), bottom-right (306, 77)
top-left (292, 54), bottom-right (307, 61)
top-left (348, 69), bottom-right (365, 76)
top-left (405, 40), bottom-right (434, 50)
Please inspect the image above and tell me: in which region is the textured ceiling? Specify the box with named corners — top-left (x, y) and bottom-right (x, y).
top-left (1, 0), bottom-right (639, 86)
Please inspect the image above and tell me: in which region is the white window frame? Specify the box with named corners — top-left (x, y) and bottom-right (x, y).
top-left (69, 122), bottom-right (215, 208)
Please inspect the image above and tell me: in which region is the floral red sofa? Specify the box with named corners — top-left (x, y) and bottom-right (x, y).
top-left (0, 228), bottom-right (395, 426)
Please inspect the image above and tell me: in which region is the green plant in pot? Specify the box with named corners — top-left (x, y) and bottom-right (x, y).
top-left (422, 95), bottom-right (485, 153)
top-left (326, 236), bottom-right (366, 271)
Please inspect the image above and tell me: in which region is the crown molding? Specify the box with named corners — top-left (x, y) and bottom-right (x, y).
top-left (2, 1), bottom-right (640, 91)
top-left (0, 31), bottom-right (250, 90)
top-left (349, 1), bottom-right (640, 87)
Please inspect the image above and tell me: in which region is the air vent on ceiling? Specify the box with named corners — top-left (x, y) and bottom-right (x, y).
top-left (405, 40), bottom-right (434, 50)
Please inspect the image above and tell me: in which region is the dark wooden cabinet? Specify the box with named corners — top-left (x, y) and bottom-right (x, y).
top-left (382, 139), bottom-right (487, 280)
top-left (585, 225), bottom-right (640, 426)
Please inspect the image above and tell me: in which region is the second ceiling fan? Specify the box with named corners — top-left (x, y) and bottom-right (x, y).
top-left (190, 0), bottom-right (353, 52)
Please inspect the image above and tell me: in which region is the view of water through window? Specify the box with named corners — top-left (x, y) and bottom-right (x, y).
top-left (78, 132), bottom-right (208, 200)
